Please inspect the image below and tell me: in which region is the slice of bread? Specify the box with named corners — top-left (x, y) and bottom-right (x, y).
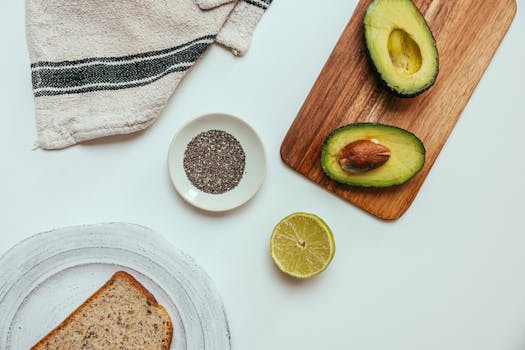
top-left (31, 271), bottom-right (173, 350)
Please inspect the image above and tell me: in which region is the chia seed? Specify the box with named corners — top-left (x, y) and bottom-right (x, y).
top-left (183, 130), bottom-right (246, 194)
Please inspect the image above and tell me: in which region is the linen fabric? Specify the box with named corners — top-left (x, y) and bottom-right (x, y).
top-left (26, 0), bottom-right (272, 149)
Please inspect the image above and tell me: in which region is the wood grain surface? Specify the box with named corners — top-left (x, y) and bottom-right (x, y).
top-left (280, 0), bottom-right (516, 220)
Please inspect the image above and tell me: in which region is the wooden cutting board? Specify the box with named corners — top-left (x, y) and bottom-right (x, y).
top-left (280, 0), bottom-right (516, 220)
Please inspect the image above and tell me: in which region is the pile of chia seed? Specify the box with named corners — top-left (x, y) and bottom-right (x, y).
top-left (183, 129), bottom-right (246, 194)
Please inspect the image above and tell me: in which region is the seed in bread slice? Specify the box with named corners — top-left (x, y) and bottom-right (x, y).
top-left (31, 271), bottom-right (173, 350)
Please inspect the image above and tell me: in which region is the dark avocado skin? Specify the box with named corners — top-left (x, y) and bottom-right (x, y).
top-left (321, 123), bottom-right (426, 188)
top-left (363, 0), bottom-right (439, 98)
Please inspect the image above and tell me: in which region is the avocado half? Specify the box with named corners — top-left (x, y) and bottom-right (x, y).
top-left (321, 123), bottom-right (425, 187)
top-left (364, 0), bottom-right (439, 97)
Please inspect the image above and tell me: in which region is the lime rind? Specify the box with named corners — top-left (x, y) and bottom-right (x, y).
top-left (270, 212), bottom-right (335, 279)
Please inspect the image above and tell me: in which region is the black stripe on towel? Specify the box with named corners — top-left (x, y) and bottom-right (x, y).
top-left (243, 0), bottom-right (272, 10)
top-left (31, 35), bottom-right (215, 97)
top-left (31, 35), bottom-right (216, 69)
top-left (34, 65), bottom-right (191, 97)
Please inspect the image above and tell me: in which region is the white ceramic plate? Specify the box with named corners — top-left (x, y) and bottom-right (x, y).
top-left (0, 223), bottom-right (230, 350)
top-left (168, 113), bottom-right (266, 212)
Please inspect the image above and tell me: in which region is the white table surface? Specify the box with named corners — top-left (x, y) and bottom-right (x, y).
top-left (1, 1), bottom-right (524, 349)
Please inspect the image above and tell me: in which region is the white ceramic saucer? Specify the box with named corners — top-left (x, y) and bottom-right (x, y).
top-left (167, 113), bottom-right (266, 212)
top-left (0, 223), bottom-right (230, 350)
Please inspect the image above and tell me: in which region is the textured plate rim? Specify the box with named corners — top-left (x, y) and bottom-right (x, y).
top-left (0, 222), bottom-right (231, 350)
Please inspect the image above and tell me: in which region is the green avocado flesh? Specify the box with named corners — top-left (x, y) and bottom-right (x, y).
top-left (321, 123), bottom-right (425, 187)
top-left (364, 0), bottom-right (439, 97)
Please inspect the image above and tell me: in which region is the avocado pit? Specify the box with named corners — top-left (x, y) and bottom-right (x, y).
top-left (321, 123), bottom-right (426, 187)
top-left (337, 139), bottom-right (391, 174)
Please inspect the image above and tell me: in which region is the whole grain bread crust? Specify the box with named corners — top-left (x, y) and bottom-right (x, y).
top-left (31, 271), bottom-right (173, 350)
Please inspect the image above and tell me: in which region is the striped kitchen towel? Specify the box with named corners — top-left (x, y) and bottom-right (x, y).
top-left (26, 0), bottom-right (272, 149)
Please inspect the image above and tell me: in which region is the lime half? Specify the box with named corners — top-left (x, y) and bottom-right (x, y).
top-left (270, 212), bottom-right (335, 279)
